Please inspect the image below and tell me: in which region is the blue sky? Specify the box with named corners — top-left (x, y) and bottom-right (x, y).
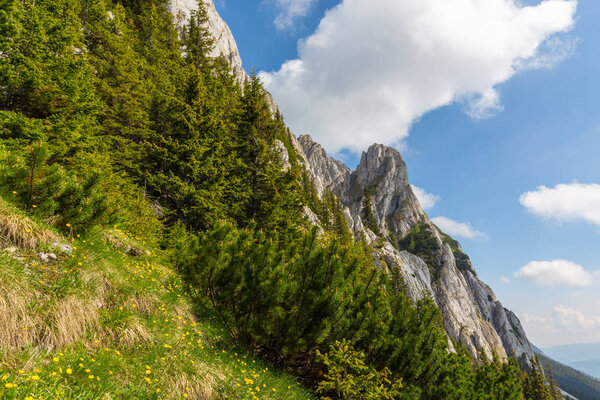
top-left (216, 0), bottom-right (600, 347)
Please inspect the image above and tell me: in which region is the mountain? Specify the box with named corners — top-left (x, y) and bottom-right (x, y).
top-left (534, 350), bottom-right (600, 400)
top-left (167, 0), bottom-right (537, 367)
top-left (295, 135), bottom-right (534, 365)
top-left (543, 342), bottom-right (600, 380)
top-left (571, 360), bottom-right (600, 380)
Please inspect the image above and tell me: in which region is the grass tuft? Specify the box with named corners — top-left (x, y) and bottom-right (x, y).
top-left (0, 198), bottom-right (60, 250)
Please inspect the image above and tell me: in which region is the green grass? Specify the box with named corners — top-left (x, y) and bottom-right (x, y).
top-left (0, 213), bottom-right (315, 399)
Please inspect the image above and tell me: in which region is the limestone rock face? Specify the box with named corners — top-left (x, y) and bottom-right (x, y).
top-left (434, 244), bottom-right (507, 360)
top-left (376, 244), bottom-right (435, 301)
top-left (462, 270), bottom-right (534, 363)
top-left (298, 135), bottom-right (351, 195)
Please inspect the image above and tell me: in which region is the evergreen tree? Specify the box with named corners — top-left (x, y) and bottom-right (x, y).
top-left (522, 355), bottom-right (554, 400)
top-left (182, 5), bottom-right (214, 74)
top-left (316, 339), bottom-right (404, 400)
top-left (84, 1), bottom-right (152, 170)
top-left (0, 143), bottom-right (107, 232)
top-left (235, 73), bottom-right (303, 235)
top-left (362, 186), bottom-right (380, 235)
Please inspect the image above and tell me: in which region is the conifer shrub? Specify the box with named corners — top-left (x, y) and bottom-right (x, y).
top-left (0, 143), bottom-right (107, 233)
top-left (176, 222), bottom-right (383, 359)
top-left (316, 339), bottom-right (403, 400)
top-left (395, 223), bottom-right (440, 276)
top-left (175, 221), bottom-right (460, 394)
top-left (361, 186), bottom-right (381, 235)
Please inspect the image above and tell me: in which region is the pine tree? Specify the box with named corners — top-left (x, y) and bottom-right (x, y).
top-left (0, 143), bottom-right (107, 232)
top-left (234, 73), bottom-right (303, 235)
top-left (84, 0), bottom-right (153, 171)
top-left (523, 355), bottom-right (553, 400)
top-left (182, 5), bottom-right (214, 74)
top-left (361, 186), bottom-right (380, 235)
top-left (546, 366), bottom-right (564, 400)
top-left (1, 0), bottom-right (100, 156)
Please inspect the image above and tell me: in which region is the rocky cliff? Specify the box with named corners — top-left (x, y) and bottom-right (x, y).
top-left (297, 135), bottom-right (534, 364)
top-left (167, 0), bottom-right (534, 366)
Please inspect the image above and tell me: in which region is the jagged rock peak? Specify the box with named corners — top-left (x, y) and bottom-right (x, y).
top-left (298, 135), bottom-right (351, 195)
top-left (341, 143), bottom-right (426, 238)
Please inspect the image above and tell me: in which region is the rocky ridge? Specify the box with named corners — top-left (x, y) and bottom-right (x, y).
top-left (297, 135), bottom-right (534, 364)
top-left (168, 0), bottom-right (534, 366)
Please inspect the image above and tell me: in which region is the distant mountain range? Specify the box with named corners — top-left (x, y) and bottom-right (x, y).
top-left (542, 342), bottom-right (600, 379)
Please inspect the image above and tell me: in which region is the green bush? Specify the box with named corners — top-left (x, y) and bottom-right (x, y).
top-left (316, 339), bottom-right (403, 400)
top-left (0, 143), bottom-right (107, 233)
top-left (176, 222), bottom-right (382, 358)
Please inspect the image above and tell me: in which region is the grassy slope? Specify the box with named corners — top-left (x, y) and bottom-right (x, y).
top-left (0, 198), bottom-right (314, 399)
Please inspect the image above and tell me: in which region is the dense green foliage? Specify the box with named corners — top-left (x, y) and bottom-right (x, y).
top-left (0, 143), bottom-right (107, 233)
top-left (175, 221), bottom-right (447, 395)
top-left (395, 224), bottom-right (439, 274)
top-left (0, 0), bottom-right (566, 398)
top-left (316, 340), bottom-right (403, 400)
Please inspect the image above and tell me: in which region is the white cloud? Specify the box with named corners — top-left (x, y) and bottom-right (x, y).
top-left (520, 183), bottom-right (600, 228)
top-left (266, 0), bottom-right (316, 31)
top-left (261, 0), bottom-right (577, 153)
top-left (410, 185), bottom-right (440, 210)
top-left (465, 88), bottom-right (504, 120)
top-left (514, 259), bottom-right (596, 287)
top-left (431, 216), bottom-right (488, 240)
top-left (553, 306), bottom-right (600, 330)
top-left (520, 308), bottom-right (600, 346)
top-left (521, 312), bottom-right (552, 324)
top-left (500, 275), bottom-right (511, 284)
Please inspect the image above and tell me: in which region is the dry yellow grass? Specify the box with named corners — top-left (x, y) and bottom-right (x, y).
top-left (0, 198), bottom-right (60, 250)
top-left (101, 316), bottom-right (152, 347)
top-left (47, 294), bottom-right (101, 349)
top-left (0, 282), bottom-right (40, 352)
top-left (130, 292), bottom-right (160, 317)
top-left (170, 359), bottom-right (228, 400)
